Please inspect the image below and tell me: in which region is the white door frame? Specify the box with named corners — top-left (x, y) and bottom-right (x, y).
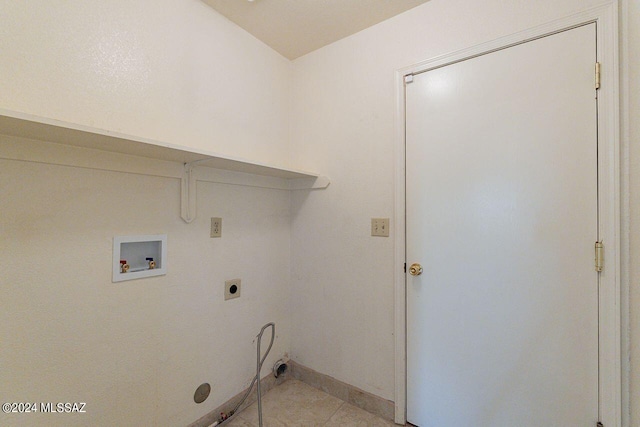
top-left (393, 4), bottom-right (621, 425)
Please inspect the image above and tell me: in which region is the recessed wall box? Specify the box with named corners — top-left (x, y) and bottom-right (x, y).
top-left (113, 234), bottom-right (167, 282)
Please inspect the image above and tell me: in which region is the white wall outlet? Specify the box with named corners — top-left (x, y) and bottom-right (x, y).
top-left (210, 217), bottom-right (222, 238)
top-left (371, 218), bottom-right (390, 237)
top-left (224, 279), bottom-right (241, 300)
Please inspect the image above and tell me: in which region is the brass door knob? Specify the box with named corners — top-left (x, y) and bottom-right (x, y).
top-left (409, 263), bottom-right (423, 276)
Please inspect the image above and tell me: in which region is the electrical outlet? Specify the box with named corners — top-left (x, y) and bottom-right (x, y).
top-left (210, 217), bottom-right (222, 238)
top-left (224, 279), bottom-right (241, 300)
top-left (371, 218), bottom-right (390, 237)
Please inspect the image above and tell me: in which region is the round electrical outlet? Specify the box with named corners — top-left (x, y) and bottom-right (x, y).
top-left (225, 279), bottom-right (241, 300)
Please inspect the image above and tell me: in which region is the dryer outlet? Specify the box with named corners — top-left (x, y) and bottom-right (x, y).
top-left (225, 279), bottom-right (241, 300)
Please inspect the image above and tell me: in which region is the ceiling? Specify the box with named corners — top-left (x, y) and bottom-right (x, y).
top-left (201, 0), bottom-right (431, 60)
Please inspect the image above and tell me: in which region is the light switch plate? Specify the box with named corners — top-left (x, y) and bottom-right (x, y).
top-left (371, 218), bottom-right (390, 237)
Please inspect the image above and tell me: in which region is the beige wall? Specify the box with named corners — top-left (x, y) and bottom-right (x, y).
top-left (0, 1), bottom-right (293, 426)
top-left (0, 152), bottom-right (293, 426)
top-left (1, 0), bottom-right (637, 425)
top-left (290, 0), bottom-right (637, 423)
top-left (0, 0), bottom-right (293, 167)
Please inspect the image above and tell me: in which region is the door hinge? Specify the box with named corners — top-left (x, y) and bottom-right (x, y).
top-left (404, 74), bottom-right (414, 84)
top-left (595, 241), bottom-right (604, 272)
top-left (595, 62), bottom-right (601, 90)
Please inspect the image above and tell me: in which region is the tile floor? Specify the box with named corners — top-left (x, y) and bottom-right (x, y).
top-left (224, 379), bottom-right (398, 427)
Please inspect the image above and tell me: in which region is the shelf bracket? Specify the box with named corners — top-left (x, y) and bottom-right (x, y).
top-left (181, 159), bottom-right (209, 223)
top-left (181, 163), bottom-right (196, 223)
top-left (288, 175), bottom-right (331, 190)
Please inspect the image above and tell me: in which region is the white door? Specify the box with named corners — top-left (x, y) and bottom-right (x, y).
top-left (406, 24), bottom-right (599, 426)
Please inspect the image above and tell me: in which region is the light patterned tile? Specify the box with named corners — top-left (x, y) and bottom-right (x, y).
top-left (325, 403), bottom-right (397, 427)
top-left (237, 380), bottom-right (343, 426)
top-left (224, 415), bottom-right (256, 427)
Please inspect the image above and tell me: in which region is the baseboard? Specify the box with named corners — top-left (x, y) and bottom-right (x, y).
top-left (187, 361), bottom-right (395, 426)
top-left (290, 361), bottom-right (395, 422)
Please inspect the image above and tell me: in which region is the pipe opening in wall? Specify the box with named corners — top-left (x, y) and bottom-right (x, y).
top-left (194, 383), bottom-right (211, 404)
top-left (273, 359), bottom-right (287, 378)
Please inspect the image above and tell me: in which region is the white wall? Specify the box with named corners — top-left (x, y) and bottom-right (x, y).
top-left (0, 1), bottom-right (293, 426)
top-left (1, 0), bottom-right (638, 425)
top-left (0, 149), bottom-right (292, 427)
top-left (289, 0), bottom-right (637, 417)
top-left (0, 0), bottom-right (292, 167)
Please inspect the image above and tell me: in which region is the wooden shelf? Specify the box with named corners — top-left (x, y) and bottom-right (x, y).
top-left (0, 108), bottom-right (324, 180)
top-left (0, 108), bottom-right (329, 223)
